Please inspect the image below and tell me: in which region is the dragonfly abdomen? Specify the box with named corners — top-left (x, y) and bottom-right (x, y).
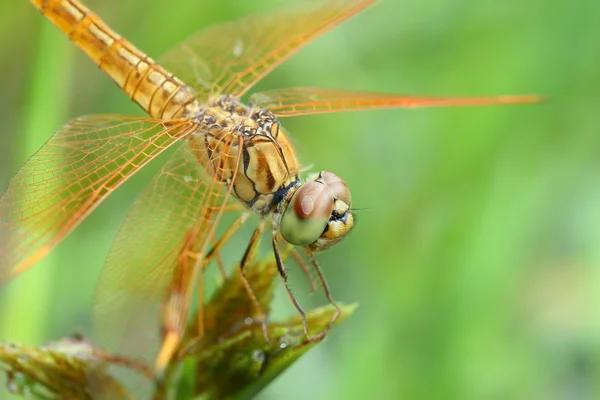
top-left (32, 0), bottom-right (197, 120)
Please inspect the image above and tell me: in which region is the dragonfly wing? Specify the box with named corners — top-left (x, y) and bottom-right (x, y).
top-left (92, 131), bottom-right (242, 365)
top-left (250, 87), bottom-right (542, 117)
top-left (0, 115), bottom-right (193, 282)
top-left (160, 0), bottom-right (378, 99)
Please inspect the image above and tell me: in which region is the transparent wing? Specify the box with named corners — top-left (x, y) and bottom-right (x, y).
top-left (160, 0), bottom-right (378, 100)
top-left (250, 87), bottom-right (542, 117)
top-left (0, 115), bottom-right (193, 282)
top-left (92, 130), bottom-right (242, 364)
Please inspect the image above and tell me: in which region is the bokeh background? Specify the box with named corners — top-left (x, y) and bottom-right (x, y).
top-left (1, 0), bottom-right (599, 398)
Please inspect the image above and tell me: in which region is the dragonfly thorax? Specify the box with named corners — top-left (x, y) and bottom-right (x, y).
top-left (192, 95), bottom-right (301, 216)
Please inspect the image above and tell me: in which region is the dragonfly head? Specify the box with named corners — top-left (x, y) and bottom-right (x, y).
top-left (280, 171), bottom-right (354, 252)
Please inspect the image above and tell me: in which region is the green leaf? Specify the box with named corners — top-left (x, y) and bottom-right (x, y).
top-left (0, 336), bottom-right (136, 400)
top-left (2, 253), bottom-right (356, 400)
top-left (186, 303), bottom-right (356, 400)
top-left (175, 251), bottom-right (357, 399)
top-left (184, 253), bottom-right (280, 346)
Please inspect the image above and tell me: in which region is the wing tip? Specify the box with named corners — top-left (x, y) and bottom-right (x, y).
top-left (495, 94), bottom-right (545, 105)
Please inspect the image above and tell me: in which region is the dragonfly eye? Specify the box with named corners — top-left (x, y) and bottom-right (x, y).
top-left (308, 171), bottom-right (354, 252)
top-left (320, 171), bottom-right (351, 206)
top-left (280, 181), bottom-right (334, 246)
top-left (280, 171), bottom-right (354, 251)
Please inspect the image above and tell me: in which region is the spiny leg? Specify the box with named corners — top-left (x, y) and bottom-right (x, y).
top-left (290, 247), bottom-right (318, 293)
top-left (176, 211), bottom-right (252, 358)
top-left (305, 248), bottom-right (342, 336)
top-left (239, 219), bottom-right (270, 342)
top-left (211, 242), bottom-right (227, 281)
top-left (204, 211), bottom-right (251, 274)
top-left (272, 237), bottom-right (324, 342)
top-left (179, 213), bottom-right (265, 358)
top-left (205, 203), bottom-right (249, 280)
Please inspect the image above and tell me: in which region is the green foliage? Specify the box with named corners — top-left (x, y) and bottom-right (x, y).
top-left (0, 254), bottom-right (355, 399)
top-left (0, 338), bottom-right (134, 399)
top-left (179, 254), bottom-right (355, 399)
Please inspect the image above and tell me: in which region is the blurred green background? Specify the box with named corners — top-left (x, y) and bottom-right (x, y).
top-left (1, 0), bottom-right (599, 399)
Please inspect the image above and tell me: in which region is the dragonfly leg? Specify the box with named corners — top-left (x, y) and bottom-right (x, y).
top-left (305, 249), bottom-right (341, 337)
top-left (239, 219), bottom-right (270, 342)
top-left (273, 240), bottom-right (340, 342)
top-left (212, 245), bottom-right (227, 280)
top-left (176, 211), bottom-right (252, 359)
top-left (204, 211), bottom-right (252, 276)
top-left (272, 237), bottom-right (323, 343)
top-left (289, 247), bottom-right (318, 293)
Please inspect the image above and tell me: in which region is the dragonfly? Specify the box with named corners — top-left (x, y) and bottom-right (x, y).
top-left (1, 0), bottom-right (539, 370)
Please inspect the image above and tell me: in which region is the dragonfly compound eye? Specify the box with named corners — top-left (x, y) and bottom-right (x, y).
top-left (280, 181), bottom-right (334, 246)
top-left (320, 171), bottom-right (351, 206)
top-left (307, 171), bottom-right (354, 252)
top-left (281, 171), bottom-right (354, 251)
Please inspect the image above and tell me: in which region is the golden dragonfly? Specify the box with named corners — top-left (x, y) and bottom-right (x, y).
top-left (0, 0), bottom-right (539, 369)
